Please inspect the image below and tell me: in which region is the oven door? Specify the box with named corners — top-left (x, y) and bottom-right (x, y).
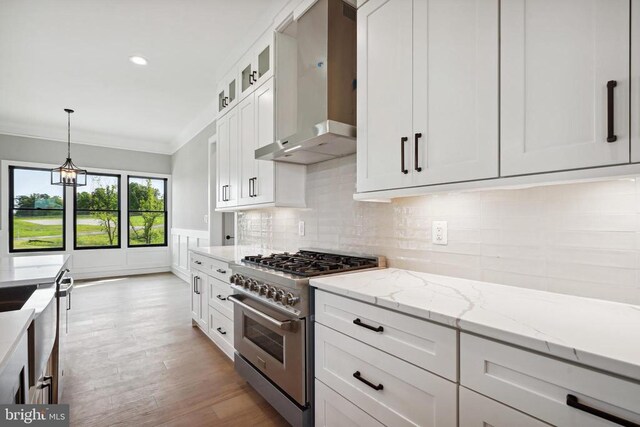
top-left (229, 294), bottom-right (306, 406)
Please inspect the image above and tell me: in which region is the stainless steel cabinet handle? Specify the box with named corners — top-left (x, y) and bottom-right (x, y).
top-left (216, 294), bottom-right (227, 301)
top-left (216, 268), bottom-right (227, 274)
top-left (195, 260), bottom-right (202, 265)
top-left (228, 295), bottom-right (295, 331)
top-left (216, 327), bottom-right (226, 335)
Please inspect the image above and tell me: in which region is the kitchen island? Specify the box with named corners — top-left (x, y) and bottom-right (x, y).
top-left (0, 255), bottom-right (70, 288)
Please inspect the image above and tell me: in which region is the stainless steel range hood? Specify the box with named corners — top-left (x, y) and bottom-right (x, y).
top-left (255, 0), bottom-right (357, 165)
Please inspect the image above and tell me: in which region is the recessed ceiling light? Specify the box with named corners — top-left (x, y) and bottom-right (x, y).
top-left (129, 56), bottom-right (148, 66)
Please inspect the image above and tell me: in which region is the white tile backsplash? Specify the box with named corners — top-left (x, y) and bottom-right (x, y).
top-left (238, 155), bottom-right (640, 304)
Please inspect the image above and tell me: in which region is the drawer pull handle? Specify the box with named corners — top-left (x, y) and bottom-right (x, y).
top-left (353, 318), bottom-right (384, 333)
top-left (216, 268), bottom-right (227, 274)
top-left (567, 394), bottom-right (639, 427)
top-left (216, 327), bottom-right (226, 335)
top-left (216, 294), bottom-right (227, 301)
top-left (606, 80), bottom-right (617, 143)
top-left (195, 261), bottom-right (202, 265)
top-left (353, 371), bottom-right (383, 391)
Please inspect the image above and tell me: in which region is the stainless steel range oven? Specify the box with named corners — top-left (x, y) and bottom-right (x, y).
top-left (230, 294), bottom-right (306, 404)
top-left (229, 249), bottom-right (385, 427)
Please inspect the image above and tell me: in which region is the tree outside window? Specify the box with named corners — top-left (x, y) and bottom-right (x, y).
top-left (74, 174), bottom-right (120, 249)
top-left (128, 177), bottom-right (167, 246)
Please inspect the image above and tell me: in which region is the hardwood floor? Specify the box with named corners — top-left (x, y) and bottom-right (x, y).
top-left (64, 272), bottom-right (288, 427)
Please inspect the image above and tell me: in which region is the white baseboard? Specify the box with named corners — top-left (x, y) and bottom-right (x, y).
top-left (172, 266), bottom-right (191, 283)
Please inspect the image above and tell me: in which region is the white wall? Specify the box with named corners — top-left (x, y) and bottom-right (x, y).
top-left (238, 155), bottom-right (640, 305)
top-left (170, 121), bottom-right (221, 281)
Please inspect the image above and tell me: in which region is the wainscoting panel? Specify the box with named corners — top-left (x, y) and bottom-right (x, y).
top-left (171, 228), bottom-right (210, 282)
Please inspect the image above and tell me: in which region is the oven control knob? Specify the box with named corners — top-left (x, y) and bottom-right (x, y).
top-left (244, 279), bottom-right (254, 290)
top-left (283, 292), bottom-right (300, 306)
top-left (258, 285), bottom-right (267, 295)
top-left (250, 280), bottom-right (260, 292)
top-left (266, 286), bottom-right (276, 299)
top-left (274, 289), bottom-right (284, 302)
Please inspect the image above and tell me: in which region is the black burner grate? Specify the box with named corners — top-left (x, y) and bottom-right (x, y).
top-left (242, 250), bottom-right (378, 277)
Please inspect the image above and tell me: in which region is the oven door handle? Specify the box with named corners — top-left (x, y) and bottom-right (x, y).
top-left (228, 295), bottom-right (295, 331)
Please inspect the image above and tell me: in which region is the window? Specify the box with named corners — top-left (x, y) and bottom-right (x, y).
top-left (74, 173), bottom-right (120, 249)
top-left (9, 166), bottom-right (65, 252)
top-left (127, 176), bottom-right (167, 247)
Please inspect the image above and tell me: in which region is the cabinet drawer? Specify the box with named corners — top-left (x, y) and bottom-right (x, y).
top-left (315, 380), bottom-right (384, 427)
top-left (190, 253), bottom-right (232, 284)
top-left (315, 290), bottom-right (457, 380)
top-left (209, 307), bottom-right (234, 348)
top-left (190, 253), bottom-right (210, 271)
top-left (208, 277), bottom-right (233, 319)
top-left (208, 258), bottom-right (232, 283)
top-left (461, 333), bottom-right (640, 427)
top-left (459, 387), bottom-right (550, 427)
top-left (315, 323), bottom-right (457, 427)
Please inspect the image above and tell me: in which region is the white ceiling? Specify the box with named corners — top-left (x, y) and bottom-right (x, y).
top-left (0, 0), bottom-right (289, 154)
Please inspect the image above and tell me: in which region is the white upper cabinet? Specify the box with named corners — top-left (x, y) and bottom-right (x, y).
top-left (501, 0), bottom-right (630, 176)
top-left (238, 93), bottom-right (257, 206)
top-left (238, 32), bottom-right (274, 102)
top-left (216, 107), bottom-right (238, 209)
top-left (357, 0), bottom-right (499, 193)
top-left (237, 79), bottom-right (275, 206)
top-left (632, 0), bottom-right (640, 162)
top-left (357, 0), bottom-right (413, 193)
top-left (412, 0), bottom-right (499, 186)
top-left (217, 70), bottom-right (238, 116)
top-left (252, 79), bottom-right (275, 204)
top-left (216, 77), bottom-right (305, 211)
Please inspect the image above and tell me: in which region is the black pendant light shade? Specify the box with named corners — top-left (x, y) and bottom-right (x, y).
top-left (51, 108), bottom-right (87, 186)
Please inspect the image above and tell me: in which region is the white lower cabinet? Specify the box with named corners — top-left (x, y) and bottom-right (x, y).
top-left (208, 306), bottom-right (234, 360)
top-left (314, 292), bottom-right (458, 427)
top-left (314, 290), bottom-right (639, 427)
top-left (459, 387), bottom-right (551, 427)
top-left (315, 379), bottom-right (385, 427)
top-left (190, 252), bottom-right (234, 360)
top-left (460, 333), bottom-right (640, 427)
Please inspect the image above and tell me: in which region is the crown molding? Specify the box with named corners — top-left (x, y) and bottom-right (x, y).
top-left (0, 120), bottom-right (173, 155)
top-left (169, 0), bottom-right (297, 155)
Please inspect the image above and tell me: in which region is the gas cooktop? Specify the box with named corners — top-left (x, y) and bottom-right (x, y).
top-left (242, 250), bottom-right (379, 277)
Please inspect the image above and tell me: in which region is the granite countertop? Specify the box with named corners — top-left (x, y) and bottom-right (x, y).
top-left (310, 268), bottom-right (640, 381)
top-left (0, 309), bottom-right (34, 374)
top-left (0, 255), bottom-right (70, 288)
top-left (191, 245), bottom-right (278, 264)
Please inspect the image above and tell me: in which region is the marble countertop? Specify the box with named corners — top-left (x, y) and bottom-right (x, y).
top-left (0, 255), bottom-right (70, 288)
top-left (310, 268), bottom-right (640, 380)
top-left (190, 245), bottom-right (277, 264)
top-left (0, 309), bottom-right (34, 374)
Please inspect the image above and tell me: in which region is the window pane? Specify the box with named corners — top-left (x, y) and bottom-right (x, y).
top-left (12, 210), bottom-right (63, 250)
top-left (128, 177), bottom-right (165, 211)
top-left (128, 213), bottom-right (165, 246)
top-left (76, 175), bottom-right (119, 210)
top-left (12, 168), bottom-right (63, 209)
top-left (76, 210), bottom-right (119, 248)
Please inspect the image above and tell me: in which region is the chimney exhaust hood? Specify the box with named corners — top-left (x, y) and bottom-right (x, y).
top-left (255, 0), bottom-right (357, 165)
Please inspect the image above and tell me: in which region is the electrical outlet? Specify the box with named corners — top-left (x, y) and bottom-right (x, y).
top-left (298, 221), bottom-right (305, 236)
top-left (203, 214), bottom-right (208, 224)
top-left (432, 221), bottom-right (448, 245)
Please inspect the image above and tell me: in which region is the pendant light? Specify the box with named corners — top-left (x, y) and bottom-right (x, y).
top-left (51, 108), bottom-right (87, 186)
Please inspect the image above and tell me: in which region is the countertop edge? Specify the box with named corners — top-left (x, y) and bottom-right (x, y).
top-left (0, 309), bottom-right (35, 374)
